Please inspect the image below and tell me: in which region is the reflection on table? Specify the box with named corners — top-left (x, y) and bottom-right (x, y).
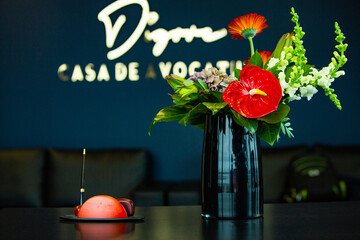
top-left (0, 202), bottom-right (359, 239)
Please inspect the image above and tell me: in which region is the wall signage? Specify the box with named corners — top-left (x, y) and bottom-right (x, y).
top-left (57, 0), bottom-right (241, 82)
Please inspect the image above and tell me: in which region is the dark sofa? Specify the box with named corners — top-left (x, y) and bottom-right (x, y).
top-left (0, 145), bottom-right (359, 208)
top-left (135, 144), bottom-right (360, 205)
top-left (0, 149), bottom-right (149, 207)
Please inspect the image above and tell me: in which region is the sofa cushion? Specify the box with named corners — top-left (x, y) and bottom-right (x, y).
top-left (168, 181), bottom-right (201, 206)
top-left (44, 149), bottom-right (149, 207)
top-left (282, 153), bottom-right (347, 203)
top-left (312, 144), bottom-right (360, 201)
top-left (133, 182), bottom-right (172, 206)
top-left (262, 145), bottom-right (308, 203)
top-left (312, 144), bottom-right (360, 177)
top-left (0, 149), bottom-right (45, 207)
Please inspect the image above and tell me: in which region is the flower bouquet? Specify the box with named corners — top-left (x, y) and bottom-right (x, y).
top-left (149, 8), bottom-right (348, 146)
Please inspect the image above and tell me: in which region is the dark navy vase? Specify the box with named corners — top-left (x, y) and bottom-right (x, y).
top-left (201, 114), bottom-right (263, 219)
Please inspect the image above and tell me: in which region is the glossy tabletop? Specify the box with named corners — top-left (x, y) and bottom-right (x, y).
top-left (0, 202), bottom-right (359, 240)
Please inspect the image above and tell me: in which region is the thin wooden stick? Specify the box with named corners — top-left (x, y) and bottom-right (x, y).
top-left (80, 148), bottom-right (86, 205)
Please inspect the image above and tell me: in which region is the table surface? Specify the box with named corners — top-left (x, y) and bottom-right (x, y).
top-left (0, 202), bottom-right (359, 240)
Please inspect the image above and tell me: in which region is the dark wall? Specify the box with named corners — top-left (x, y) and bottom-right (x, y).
top-left (0, 0), bottom-right (359, 181)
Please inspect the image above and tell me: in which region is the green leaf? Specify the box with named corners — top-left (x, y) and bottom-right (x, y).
top-left (272, 34), bottom-right (287, 59)
top-left (183, 80), bottom-right (194, 87)
top-left (180, 103), bottom-right (211, 127)
top-left (172, 93), bottom-right (191, 105)
top-left (165, 74), bottom-right (186, 91)
top-left (259, 104), bottom-right (290, 124)
top-left (175, 85), bottom-right (198, 101)
top-left (209, 91), bottom-right (224, 102)
top-left (284, 65), bottom-right (293, 80)
top-left (257, 121), bottom-right (281, 146)
top-left (194, 79), bottom-right (208, 91)
top-left (149, 105), bottom-right (192, 134)
top-left (280, 118), bottom-right (294, 138)
top-left (248, 51), bottom-right (263, 68)
top-left (202, 102), bottom-right (228, 115)
top-left (234, 68), bottom-right (241, 79)
top-left (230, 109), bottom-right (258, 134)
top-left (190, 123), bottom-right (205, 130)
top-left (272, 33), bottom-right (294, 59)
top-left (303, 64), bottom-right (314, 76)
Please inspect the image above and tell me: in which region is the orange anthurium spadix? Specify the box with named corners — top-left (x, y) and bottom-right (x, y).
top-left (222, 65), bottom-right (282, 118)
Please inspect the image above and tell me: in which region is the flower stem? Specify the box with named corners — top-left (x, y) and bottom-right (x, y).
top-left (248, 37), bottom-right (255, 56)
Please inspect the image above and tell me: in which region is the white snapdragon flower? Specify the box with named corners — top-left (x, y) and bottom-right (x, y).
top-left (278, 60), bottom-right (289, 71)
top-left (335, 70), bottom-right (345, 78)
top-left (267, 58), bottom-right (279, 68)
top-left (299, 75), bottom-right (310, 85)
top-left (280, 51), bottom-right (286, 60)
top-left (311, 67), bottom-right (330, 78)
top-left (278, 71), bottom-right (286, 81)
top-left (328, 62), bottom-right (335, 71)
top-left (319, 67), bottom-right (330, 76)
top-left (311, 67), bottom-right (334, 89)
top-left (300, 85), bottom-right (318, 101)
top-left (318, 76), bottom-right (334, 88)
top-left (278, 72), bottom-right (289, 96)
top-left (288, 95), bottom-right (301, 101)
top-left (285, 86), bottom-right (299, 98)
top-left (279, 72), bottom-right (302, 101)
top-left (310, 67), bottom-right (319, 76)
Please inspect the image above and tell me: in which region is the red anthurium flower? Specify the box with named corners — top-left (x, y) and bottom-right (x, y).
top-left (228, 13), bottom-right (268, 39)
top-left (244, 51), bottom-right (272, 66)
top-left (222, 65), bottom-right (282, 118)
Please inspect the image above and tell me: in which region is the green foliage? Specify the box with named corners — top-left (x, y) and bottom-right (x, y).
top-left (209, 90), bottom-right (223, 102)
top-left (149, 7), bottom-right (349, 146)
top-left (323, 88), bottom-right (341, 110)
top-left (203, 102), bottom-right (228, 115)
top-left (230, 109), bottom-right (258, 134)
top-left (150, 67), bottom-right (292, 145)
top-left (179, 103), bottom-right (210, 127)
top-left (325, 22), bottom-right (348, 110)
top-left (149, 105), bottom-right (193, 134)
top-left (194, 79), bottom-right (209, 92)
top-left (248, 51), bottom-right (264, 68)
top-left (257, 121), bottom-right (281, 146)
top-left (272, 33), bottom-right (294, 59)
top-left (259, 104), bottom-right (290, 124)
top-left (288, 7), bottom-right (307, 79)
top-left (165, 74), bottom-right (186, 91)
top-left (279, 117), bottom-right (294, 140)
top-left (278, 8), bottom-right (347, 111)
top-left (302, 64), bottom-right (315, 76)
top-left (234, 68), bottom-right (241, 79)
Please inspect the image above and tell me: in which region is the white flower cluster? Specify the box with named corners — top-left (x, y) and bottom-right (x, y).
top-left (267, 51), bottom-right (289, 72)
top-left (277, 72), bottom-right (315, 101)
top-left (267, 50), bottom-right (345, 102)
top-left (311, 63), bottom-right (345, 89)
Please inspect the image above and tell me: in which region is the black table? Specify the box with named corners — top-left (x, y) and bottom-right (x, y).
top-left (0, 202), bottom-right (359, 240)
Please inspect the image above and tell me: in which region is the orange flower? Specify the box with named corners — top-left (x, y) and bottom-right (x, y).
top-left (244, 51), bottom-right (272, 66)
top-left (228, 13), bottom-right (268, 39)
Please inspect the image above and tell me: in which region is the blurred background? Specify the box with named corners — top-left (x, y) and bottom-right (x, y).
top-left (0, 0), bottom-right (359, 182)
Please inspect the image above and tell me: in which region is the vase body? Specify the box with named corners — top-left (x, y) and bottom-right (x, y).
top-left (201, 114), bottom-right (263, 219)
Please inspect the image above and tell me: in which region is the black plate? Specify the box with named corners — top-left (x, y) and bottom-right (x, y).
top-left (60, 214), bottom-right (144, 222)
